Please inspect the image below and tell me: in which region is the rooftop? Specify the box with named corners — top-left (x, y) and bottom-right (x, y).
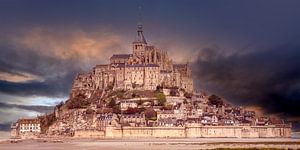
top-left (113, 63), bottom-right (159, 68)
top-left (173, 64), bottom-right (187, 68)
top-left (110, 54), bottom-right (132, 59)
top-left (18, 118), bottom-right (40, 124)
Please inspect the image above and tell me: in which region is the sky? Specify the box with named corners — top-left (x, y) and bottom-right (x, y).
top-left (0, 0), bottom-right (300, 131)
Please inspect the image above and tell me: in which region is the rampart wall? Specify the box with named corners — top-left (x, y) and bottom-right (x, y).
top-left (74, 129), bottom-right (105, 138)
top-left (104, 125), bottom-right (291, 138)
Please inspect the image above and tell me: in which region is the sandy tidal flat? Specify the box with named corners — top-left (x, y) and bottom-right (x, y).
top-left (0, 132), bottom-right (10, 142)
top-left (1, 138), bottom-right (300, 150)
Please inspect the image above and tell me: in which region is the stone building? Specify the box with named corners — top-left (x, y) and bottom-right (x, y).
top-left (121, 113), bottom-right (146, 127)
top-left (157, 110), bottom-right (176, 119)
top-left (120, 101), bottom-right (138, 111)
top-left (18, 118), bottom-right (41, 133)
top-left (10, 118), bottom-right (41, 139)
top-left (98, 113), bottom-right (118, 130)
top-left (71, 24), bottom-right (193, 96)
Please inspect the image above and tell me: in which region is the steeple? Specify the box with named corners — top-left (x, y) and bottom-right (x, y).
top-left (132, 5), bottom-right (147, 58)
top-left (134, 5), bottom-right (147, 44)
top-left (135, 23), bottom-right (147, 44)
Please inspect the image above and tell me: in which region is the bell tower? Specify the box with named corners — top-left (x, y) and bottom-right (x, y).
top-left (133, 5), bottom-right (147, 59)
top-left (133, 24), bottom-right (147, 58)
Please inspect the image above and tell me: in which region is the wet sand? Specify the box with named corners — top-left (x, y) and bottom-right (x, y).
top-left (1, 138), bottom-right (300, 150)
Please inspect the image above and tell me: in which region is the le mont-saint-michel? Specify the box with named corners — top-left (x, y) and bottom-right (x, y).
top-left (10, 24), bottom-right (291, 139)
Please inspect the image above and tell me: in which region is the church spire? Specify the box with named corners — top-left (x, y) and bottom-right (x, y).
top-left (132, 4), bottom-right (147, 58)
top-left (134, 5), bottom-right (147, 44)
top-left (135, 23), bottom-right (147, 44)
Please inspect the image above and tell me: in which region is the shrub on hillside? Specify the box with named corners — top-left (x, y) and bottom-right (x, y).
top-left (124, 107), bottom-right (139, 114)
top-left (155, 92), bottom-right (166, 106)
top-left (208, 94), bottom-right (223, 107)
top-left (145, 108), bottom-right (157, 121)
top-left (66, 93), bottom-right (90, 109)
top-left (113, 105), bottom-right (121, 114)
top-left (86, 108), bottom-right (95, 114)
top-left (163, 104), bottom-right (173, 110)
top-left (170, 89), bottom-right (178, 96)
top-left (184, 92), bottom-right (193, 99)
top-left (38, 113), bottom-right (56, 134)
top-left (108, 98), bottom-right (116, 108)
top-left (66, 99), bottom-right (90, 109)
top-left (96, 108), bottom-right (113, 114)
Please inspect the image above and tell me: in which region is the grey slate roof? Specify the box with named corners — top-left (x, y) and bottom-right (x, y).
top-left (110, 54), bottom-right (132, 59)
top-left (173, 64), bottom-right (187, 68)
top-left (112, 63), bottom-right (159, 68)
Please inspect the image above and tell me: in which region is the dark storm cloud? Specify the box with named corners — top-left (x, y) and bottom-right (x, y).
top-left (0, 78), bottom-right (72, 98)
top-left (0, 26), bottom-right (126, 98)
top-left (0, 102), bottom-right (54, 114)
top-left (193, 43), bottom-right (300, 117)
top-left (0, 123), bottom-right (10, 131)
top-left (0, 45), bottom-right (82, 97)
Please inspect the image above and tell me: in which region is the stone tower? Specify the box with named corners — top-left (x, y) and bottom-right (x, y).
top-left (132, 24), bottom-right (147, 63)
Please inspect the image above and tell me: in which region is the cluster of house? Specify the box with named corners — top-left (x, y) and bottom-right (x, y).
top-left (10, 89), bottom-right (287, 138)
top-left (97, 90), bottom-right (285, 128)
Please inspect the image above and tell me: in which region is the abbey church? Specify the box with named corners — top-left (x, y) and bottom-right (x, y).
top-left (71, 24), bottom-right (194, 95)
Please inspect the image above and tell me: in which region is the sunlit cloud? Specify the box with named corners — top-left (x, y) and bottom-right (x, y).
top-left (29, 96), bottom-right (66, 106)
top-left (0, 93), bottom-right (34, 105)
top-left (0, 70), bottom-right (43, 83)
top-left (12, 27), bottom-right (129, 66)
top-left (0, 107), bottom-right (41, 124)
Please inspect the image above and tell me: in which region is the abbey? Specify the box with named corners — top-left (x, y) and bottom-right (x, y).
top-left (71, 24), bottom-right (193, 95)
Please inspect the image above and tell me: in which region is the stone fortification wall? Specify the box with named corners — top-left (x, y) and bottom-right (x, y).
top-left (74, 129), bottom-right (105, 138)
top-left (186, 125), bottom-right (291, 138)
top-left (104, 125), bottom-right (291, 138)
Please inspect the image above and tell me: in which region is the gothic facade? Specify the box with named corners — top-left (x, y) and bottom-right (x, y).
top-left (71, 24), bottom-right (193, 96)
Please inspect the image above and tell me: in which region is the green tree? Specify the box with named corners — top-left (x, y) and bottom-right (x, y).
top-left (124, 107), bottom-right (139, 114)
top-left (208, 94), bottom-right (223, 107)
top-left (137, 99), bottom-right (142, 105)
top-left (108, 98), bottom-right (116, 108)
top-left (156, 85), bottom-right (163, 92)
top-left (155, 92), bottom-right (166, 106)
top-left (66, 93), bottom-right (91, 109)
top-left (145, 108), bottom-right (157, 121)
top-left (86, 108), bottom-right (95, 114)
top-left (183, 99), bottom-right (188, 104)
top-left (132, 82), bottom-right (137, 89)
top-left (67, 99), bottom-right (90, 109)
top-left (116, 90), bottom-right (125, 99)
top-left (170, 89), bottom-right (177, 96)
top-left (163, 104), bottom-right (173, 110)
top-left (132, 93), bottom-right (137, 98)
top-left (184, 92), bottom-right (193, 99)
top-left (112, 105), bottom-right (121, 114)
top-left (38, 113), bottom-right (56, 134)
